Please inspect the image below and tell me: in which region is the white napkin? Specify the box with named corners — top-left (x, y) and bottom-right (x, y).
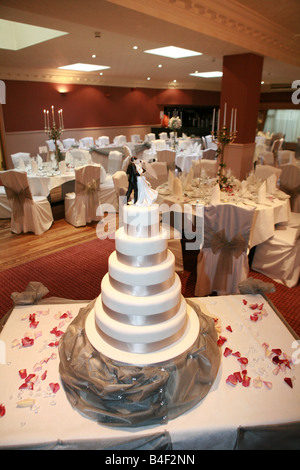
top-left (36, 154), bottom-right (43, 168)
top-left (59, 161), bottom-right (67, 175)
top-left (185, 168), bottom-right (194, 190)
top-left (173, 177), bottom-right (183, 198)
top-left (258, 181), bottom-right (267, 204)
top-left (18, 158), bottom-right (26, 170)
top-left (168, 170), bottom-right (174, 191)
top-left (240, 180), bottom-right (248, 196)
top-left (266, 173), bottom-right (277, 194)
top-left (210, 184), bottom-right (220, 205)
top-left (31, 158), bottom-right (39, 174)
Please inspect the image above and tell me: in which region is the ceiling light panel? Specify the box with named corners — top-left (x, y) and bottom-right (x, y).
top-left (190, 71), bottom-right (223, 78)
top-left (144, 46), bottom-right (202, 59)
top-left (58, 63), bottom-right (110, 72)
top-left (0, 19), bottom-right (68, 51)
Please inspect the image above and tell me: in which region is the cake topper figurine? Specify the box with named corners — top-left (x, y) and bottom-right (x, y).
top-left (125, 157), bottom-right (139, 204)
top-left (126, 158), bottom-right (158, 206)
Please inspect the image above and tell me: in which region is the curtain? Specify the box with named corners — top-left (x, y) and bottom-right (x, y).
top-left (263, 109), bottom-right (300, 142)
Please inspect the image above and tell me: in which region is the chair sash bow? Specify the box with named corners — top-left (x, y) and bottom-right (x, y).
top-left (210, 229), bottom-right (246, 291)
top-left (4, 185), bottom-right (32, 219)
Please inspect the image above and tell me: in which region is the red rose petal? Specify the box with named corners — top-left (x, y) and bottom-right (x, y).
top-left (19, 382), bottom-right (28, 390)
top-left (217, 336), bottom-right (227, 346)
top-left (226, 374), bottom-right (238, 386)
top-left (60, 313), bottom-right (68, 319)
top-left (21, 337), bottom-right (34, 347)
top-left (19, 369), bottom-right (27, 379)
top-left (238, 357), bottom-right (248, 365)
top-left (25, 373), bottom-right (36, 383)
top-left (232, 351), bottom-right (241, 357)
top-left (0, 404), bottom-right (5, 417)
top-left (284, 377), bottom-right (293, 388)
top-left (224, 347), bottom-right (232, 357)
top-left (226, 325), bottom-right (232, 332)
top-left (250, 313), bottom-right (259, 322)
top-left (272, 348), bottom-right (282, 356)
top-left (234, 371), bottom-right (243, 383)
top-left (243, 299), bottom-right (247, 305)
top-left (49, 383), bottom-right (60, 393)
top-left (249, 303), bottom-right (258, 310)
top-left (258, 303), bottom-right (264, 310)
top-left (242, 375), bottom-right (251, 387)
top-left (41, 370), bottom-right (47, 381)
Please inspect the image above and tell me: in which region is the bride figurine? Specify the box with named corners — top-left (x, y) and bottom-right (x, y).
top-left (135, 159), bottom-right (158, 206)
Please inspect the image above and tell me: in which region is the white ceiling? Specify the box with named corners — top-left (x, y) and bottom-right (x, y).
top-left (0, 0), bottom-right (299, 92)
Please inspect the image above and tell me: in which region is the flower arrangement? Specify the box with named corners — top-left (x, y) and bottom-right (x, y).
top-left (168, 116), bottom-right (182, 131)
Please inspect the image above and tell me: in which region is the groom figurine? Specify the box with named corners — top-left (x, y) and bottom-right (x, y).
top-left (126, 157), bottom-right (139, 204)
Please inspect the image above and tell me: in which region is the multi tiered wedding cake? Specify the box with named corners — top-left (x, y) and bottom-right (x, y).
top-left (85, 204), bottom-right (200, 365)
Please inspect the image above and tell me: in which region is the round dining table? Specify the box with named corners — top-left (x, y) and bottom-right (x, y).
top-left (156, 179), bottom-right (290, 249)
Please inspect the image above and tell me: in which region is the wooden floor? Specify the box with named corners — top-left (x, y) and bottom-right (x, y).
top-left (0, 204), bottom-right (119, 272)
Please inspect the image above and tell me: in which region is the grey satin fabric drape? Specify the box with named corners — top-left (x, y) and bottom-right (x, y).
top-left (58, 299), bottom-right (221, 427)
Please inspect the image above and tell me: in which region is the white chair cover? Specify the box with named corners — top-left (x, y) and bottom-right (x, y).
top-left (195, 204), bottom-right (255, 296)
top-left (130, 134), bottom-right (140, 143)
top-left (62, 138), bottom-right (76, 149)
top-left (1, 170), bottom-right (53, 235)
top-left (46, 140), bottom-right (63, 152)
top-left (279, 164), bottom-right (300, 213)
top-left (202, 148), bottom-right (216, 160)
top-left (259, 151), bottom-right (274, 165)
top-left (113, 135), bottom-right (126, 146)
top-left (255, 164), bottom-right (281, 184)
top-left (144, 162), bottom-right (168, 188)
top-left (156, 149), bottom-right (176, 168)
top-left (107, 151), bottom-right (123, 174)
top-left (0, 186), bottom-right (11, 218)
top-left (278, 150), bottom-right (295, 166)
top-left (123, 145), bottom-right (132, 158)
top-left (11, 153), bottom-right (30, 169)
top-left (97, 136), bottom-right (110, 147)
top-left (199, 159), bottom-right (218, 177)
top-left (252, 219), bottom-right (300, 288)
top-left (64, 165), bottom-right (103, 227)
top-left (145, 133), bottom-right (156, 142)
top-left (159, 132), bottom-right (168, 140)
top-left (79, 137), bottom-right (94, 149)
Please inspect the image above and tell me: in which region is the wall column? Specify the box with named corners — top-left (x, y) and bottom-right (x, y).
top-left (220, 53), bottom-right (264, 180)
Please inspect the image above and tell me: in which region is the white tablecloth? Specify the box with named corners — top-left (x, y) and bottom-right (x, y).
top-left (0, 295), bottom-right (299, 449)
top-left (27, 171), bottom-right (76, 197)
top-left (157, 190), bottom-right (290, 248)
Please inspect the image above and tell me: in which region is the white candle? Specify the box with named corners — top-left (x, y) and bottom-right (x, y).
top-left (61, 109), bottom-right (64, 129)
top-left (51, 105), bottom-right (55, 125)
top-left (46, 110), bottom-right (50, 130)
top-left (212, 108), bottom-right (215, 133)
top-left (230, 108), bottom-right (233, 132)
top-left (217, 109), bottom-right (220, 131)
top-left (223, 102), bottom-right (227, 127)
top-left (43, 109), bottom-right (47, 129)
top-left (58, 109), bottom-right (61, 129)
top-left (234, 108), bottom-right (237, 132)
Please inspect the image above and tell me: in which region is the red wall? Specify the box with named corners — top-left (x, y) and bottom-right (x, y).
top-left (3, 80), bottom-right (220, 133)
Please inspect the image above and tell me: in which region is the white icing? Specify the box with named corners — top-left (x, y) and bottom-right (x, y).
top-left (115, 226), bottom-right (167, 256)
top-left (108, 250), bottom-right (175, 287)
top-left (99, 273), bottom-right (182, 316)
top-left (96, 296), bottom-right (187, 343)
top-left (123, 204), bottom-right (159, 237)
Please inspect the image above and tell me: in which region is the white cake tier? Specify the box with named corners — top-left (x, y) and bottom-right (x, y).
top-left (108, 250), bottom-right (175, 294)
top-left (95, 293), bottom-right (187, 348)
top-left (100, 272), bottom-right (182, 317)
top-left (115, 226), bottom-right (168, 267)
top-left (86, 304), bottom-right (200, 365)
top-left (123, 204), bottom-right (159, 238)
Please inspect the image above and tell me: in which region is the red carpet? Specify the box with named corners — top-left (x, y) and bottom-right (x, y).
top-left (0, 237), bottom-right (299, 336)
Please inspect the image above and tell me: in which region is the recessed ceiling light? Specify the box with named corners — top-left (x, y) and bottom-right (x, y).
top-left (92, 54), bottom-right (96, 58)
top-left (173, 79), bottom-right (177, 83)
top-left (58, 63), bottom-right (110, 72)
top-left (0, 19), bottom-right (68, 51)
top-left (190, 71), bottom-right (223, 78)
top-left (133, 45), bottom-right (138, 50)
top-left (147, 77), bottom-right (151, 80)
top-left (158, 64), bottom-right (162, 68)
top-left (144, 46), bottom-right (202, 59)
